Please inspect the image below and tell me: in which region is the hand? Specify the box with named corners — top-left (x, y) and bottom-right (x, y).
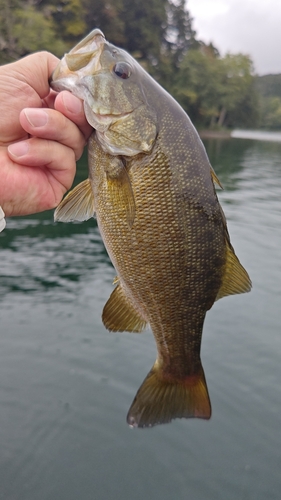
top-left (0, 51), bottom-right (92, 217)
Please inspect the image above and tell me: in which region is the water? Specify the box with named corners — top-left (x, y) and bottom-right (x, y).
top-left (0, 135), bottom-right (281, 500)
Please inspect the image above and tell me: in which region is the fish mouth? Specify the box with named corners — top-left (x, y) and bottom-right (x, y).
top-left (50, 29), bottom-right (105, 93)
top-left (50, 28), bottom-right (135, 133)
top-left (50, 29), bottom-right (130, 129)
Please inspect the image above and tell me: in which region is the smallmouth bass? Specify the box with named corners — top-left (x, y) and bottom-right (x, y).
top-left (51, 29), bottom-right (251, 428)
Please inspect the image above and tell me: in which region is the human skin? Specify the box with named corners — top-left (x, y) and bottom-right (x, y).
top-left (0, 51), bottom-right (92, 217)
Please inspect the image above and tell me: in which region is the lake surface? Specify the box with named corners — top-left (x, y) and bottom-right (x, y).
top-left (0, 135), bottom-right (280, 500)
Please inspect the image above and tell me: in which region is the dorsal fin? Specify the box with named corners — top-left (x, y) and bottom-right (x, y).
top-left (216, 241), bottom-right (252, 300)
top-left (102, 284), bottom-right (147, 333)
top-left (54, 179), bottom-right (95, 222)
top-left (211, 168), bottom-right (223, 189)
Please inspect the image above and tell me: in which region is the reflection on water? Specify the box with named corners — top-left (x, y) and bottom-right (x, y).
top-left (0, 220), bottom-right (109, 299)
top-left (0, 138), bottom-right (281, 500)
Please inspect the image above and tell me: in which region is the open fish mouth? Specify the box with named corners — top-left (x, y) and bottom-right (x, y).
top-left (50, 29), bottom-right (105, 95)
top-left (50, 29), bottom-right (134, 131)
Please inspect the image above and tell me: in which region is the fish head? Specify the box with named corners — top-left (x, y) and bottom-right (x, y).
top-left (51, 29), bottom-right (157, 156)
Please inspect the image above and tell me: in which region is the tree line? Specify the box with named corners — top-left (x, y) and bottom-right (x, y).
top-left (0, 0), bottom-right (279, 129)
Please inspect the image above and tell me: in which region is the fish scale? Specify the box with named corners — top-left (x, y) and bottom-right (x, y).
top-left (51, 28), bottom-right (251, 427)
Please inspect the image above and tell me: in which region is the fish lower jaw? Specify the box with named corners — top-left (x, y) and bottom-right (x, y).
top-left (50, 76), bottom-right (83, 97)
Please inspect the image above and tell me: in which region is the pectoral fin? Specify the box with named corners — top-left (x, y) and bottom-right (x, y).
top-left (54, 179), bottom-right (95, 222)
top-left (106, 161), bottom-right (136, 228)
top-left (216, 241), bottom-right (252, 300)
top-left (102, 284), bottom-right (147, 333)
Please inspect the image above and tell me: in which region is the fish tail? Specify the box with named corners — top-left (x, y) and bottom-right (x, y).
top-left (127, 360), bottom-right (211, 428)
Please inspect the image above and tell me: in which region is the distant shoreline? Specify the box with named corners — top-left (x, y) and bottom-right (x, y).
top-left (199, 129), bottom-right (281, 142)
top-left (198, 130), bottom-right (232, 139)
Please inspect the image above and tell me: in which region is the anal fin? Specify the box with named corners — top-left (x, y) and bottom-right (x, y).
top-left (54, 178), bottom-right (95, 222)
top-left (216, 241), bottom-right (252, 300)
top-left (102, 284), bottom-right (147, 333)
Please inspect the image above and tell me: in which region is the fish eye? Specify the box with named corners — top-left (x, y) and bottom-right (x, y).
top-left (113, 62), bottom-right (131, 79)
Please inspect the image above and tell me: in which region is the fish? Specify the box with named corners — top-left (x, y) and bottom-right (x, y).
top-left (50, 29), bottom-right (252, 428)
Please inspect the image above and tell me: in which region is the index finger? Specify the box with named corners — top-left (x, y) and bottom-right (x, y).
top-left (9, 51), bottom-right (60, 100)
top-left (54, 91), bottom-right (92, 141)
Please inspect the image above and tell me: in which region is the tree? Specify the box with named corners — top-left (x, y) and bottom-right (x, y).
top-left (50, 0), bottom-right (87, 40)
top-left (163, 0), bottom-right (197, 66)
top-left (151, 0), bottom-right (197, 90)
top-left (81, 0), bottom-right (126, 47)
top-left (255, 75), bottom-right (281, 130)
top-left (216, 54), bottom-right (258, 128)
top-left (0, 0), bottom-right (67, 63)
top-left (260, 96), bottom-right (281, 129)
top-left (173, 45), bottom-right (221, 127)
top-left (173, 46), bottom-right (258, 129)
top-left (0, 0), bottom-right (21, 62)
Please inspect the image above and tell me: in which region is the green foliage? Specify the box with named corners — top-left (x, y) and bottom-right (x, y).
top-left (0, 0), bottom-right (67, 62)
top-left (259, 97), bottom-right (281, 129)
top-left (13, 6), bottom-right (67, 57)
top-left (53, 0), bottom-right (87, 39)
top-left (172, 47), bottom-right (221, 126)
top-left (173, 47), bottom-right (259, 128)
top-left (254, 75), bottom-right (281, 129)
top-left (81, 0), bottom-right (126, 46)
top-left (255, 74), bottom-right (281, 99)
top-left (217, 54), bottom-right (258, 128)
top-left (163, 0), bottom-right (198, 62)
top-left (119, 0), bottom-right (166, 61)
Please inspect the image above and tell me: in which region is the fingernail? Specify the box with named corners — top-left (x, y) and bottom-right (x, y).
top-left (24, 109), bottom-right (48, 127)
top-left (62, 92), bottom-right (82, 114)
top-left (8, 141), bottom-right (29, 157)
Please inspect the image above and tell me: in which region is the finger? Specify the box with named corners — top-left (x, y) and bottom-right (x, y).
top-left (19, 108), bottom-right (86, 160)
top-left (54, 91), bottom-right (92, 140)
top-left (42, 89), bottom-right (57, 109)
top-left (10, 51), bottom-right (60, 100)
top-left (7, 137), bottom-right (76, 191)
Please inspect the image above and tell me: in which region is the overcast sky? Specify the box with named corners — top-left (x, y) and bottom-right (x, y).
top-left (187, 0), bottom-right (281, 75)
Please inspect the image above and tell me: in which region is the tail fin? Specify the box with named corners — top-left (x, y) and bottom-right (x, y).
top-left (127, 361), bottom-right (211, 428)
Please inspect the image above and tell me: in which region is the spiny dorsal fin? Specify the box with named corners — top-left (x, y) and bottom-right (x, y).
top-left (54, 179), bottom-right (95, 222)
top-left (127, 360), bottom-right (211, 428)
top-left (216, 241), bottom-right (252, 300)
top-left (102, 284), bottom-right (147, 333)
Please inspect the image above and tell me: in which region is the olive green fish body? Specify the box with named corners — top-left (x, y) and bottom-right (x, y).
top-left (51, 30), bottom-right (251, 427)
top-left (90, 114), bottom-right (225, 361)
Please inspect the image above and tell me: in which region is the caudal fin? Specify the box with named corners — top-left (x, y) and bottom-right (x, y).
top-left (127, 361), bottom-right (211, 428)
